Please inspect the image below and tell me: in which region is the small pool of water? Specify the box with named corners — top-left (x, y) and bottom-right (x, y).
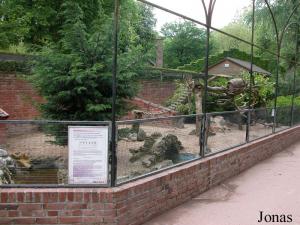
top-left (171, 153), bottom-right (197, 164)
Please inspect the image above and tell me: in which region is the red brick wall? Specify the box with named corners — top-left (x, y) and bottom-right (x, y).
top-left (0, 73), bottom-right (43, 120)
top-left (0, 124), bottom-right (6, 145)
top-left (137, 80), bottom-right (176, 105)
top-left (122, 97), bottom-right (176, 120)
top-left (1, 126), bottom-right (300, 225)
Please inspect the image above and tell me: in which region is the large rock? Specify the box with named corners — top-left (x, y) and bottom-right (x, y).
top-left (212, 116), bottom-right (227, 127)
top-left (129, 137), bottom-right (156, 162)
top-left (210, 116), bottom-right (231, 133)
top-left (0, 158), bottom-right (5, 168)
top-left (0, 149), bottom-right (8, 157)
top-left (137, 129), bottom-right (146, 141)
top-left (151, 134), bottom-right (183, 161)
top-left (0, 148), bottom-right (15, 184)
top-left (141, 155), bottom-right (156, 168)
top-left (129, 134), bottom-right (183, 171)
top-left (128, 133), bottom-right (137, 142)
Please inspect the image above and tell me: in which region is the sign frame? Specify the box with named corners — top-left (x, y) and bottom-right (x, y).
top-left (68, 125), bottom-right (111, 186)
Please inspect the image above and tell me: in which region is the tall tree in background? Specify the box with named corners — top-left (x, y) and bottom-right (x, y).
top-left (32, 0), bottom-right (156, 120)
top-left (0, 0), bottom-right (156, 51)
top-left (161, 21), bottom-right (207, 68)
top-left (0, 0), bottom-right (64, 48)
top-left (244, 0), bottom-right (299, 65)
top-left (29, 0), bottom-right (156, 144)
top-left (210, 22), bottom-right (252, 54)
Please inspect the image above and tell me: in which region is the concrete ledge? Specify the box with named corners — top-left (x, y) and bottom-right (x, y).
top-left (1, 126), bottom-right (300, 225)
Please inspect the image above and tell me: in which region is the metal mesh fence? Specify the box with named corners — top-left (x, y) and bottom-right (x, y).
top-left (0, 107), bottom-right (299, 187)
top-left (275, 106), bottom-right (292, 132)
top-left (0, 121), bottom-right (109, 186)
top-left (293, 105), bottom-right (300, 125)
top-left (116, 115), bottom-right (200, 183)
top-left (205, 111), bottom-right (247, 154)
top-left (0, 0), bottom-right (299, 187)
top-left (249, 108), bottom-right (274, 141)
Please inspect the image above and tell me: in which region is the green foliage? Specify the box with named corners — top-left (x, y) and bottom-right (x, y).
top-left (0, 0), bottom-right (156, 51)
top-left (244, 0), bottom-right (299, 69)
top-left (118, 128), bottom-right (132, 140)
top-left (211, 22), bottom-right (252, 54)
top-left (267, 95), bottom-right (300, 125)
top-left (0, 0), bottom-right (64, 48)
top-left (267, 96), bottom-right (300, 108)
top-left (241, 72), bottom-right (275, 106)
top-left (161, 21), bottom-right (207, 68)
top-left (0, 60), bottom-right (29, 73)
top-left (166, 81), bottom-right (196, 114)
top-left (7, 42), bottom-right (28, 54)
top-left (272, 96), bottom-right (292, 107)
top-left (31, 0), bottom-right (155, 145)
top-left (166, 81), bottom-right (185, 106)
top-left (167, 72), bottom-right (274, 115)
top-left (228, 72), bottom-right (275, 110)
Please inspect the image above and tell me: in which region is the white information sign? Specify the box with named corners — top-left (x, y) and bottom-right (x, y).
top-left (68, 126), bottom-right (109, 185)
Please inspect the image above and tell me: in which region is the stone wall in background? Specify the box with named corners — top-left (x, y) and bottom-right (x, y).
top-left (137, 80), bottom-right (176, 106)
top-left (0, 73), bottom-right (43, 120)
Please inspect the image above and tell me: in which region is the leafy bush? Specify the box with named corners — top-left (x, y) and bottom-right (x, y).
top-left (0, 60), bottom-right (30, 73)
top-left (267, 95), bottom-right (300, 125)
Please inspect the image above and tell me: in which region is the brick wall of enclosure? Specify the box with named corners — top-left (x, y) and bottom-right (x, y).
top-left (137, 80), bottom-right (176, 105)
top-left (0, 73), bottom-right (43, 119)
top-left (0, 125), bottom-right (5, 145)
top-left (1, 126), bottom-right (300, 225)
top-left (0, 74), bottom-right (176, 120)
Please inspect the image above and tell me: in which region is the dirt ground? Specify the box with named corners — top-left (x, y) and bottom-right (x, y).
top-left (2, 121), bottom-right (288, 183)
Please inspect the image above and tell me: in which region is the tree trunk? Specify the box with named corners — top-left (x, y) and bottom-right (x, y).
top-left (194, 88), bottom-right (203, 136)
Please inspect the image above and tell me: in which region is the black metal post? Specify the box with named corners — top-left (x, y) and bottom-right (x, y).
top-left (246, 0), bottom-right (256, 143)
top-left (263, 1), bottom-right (280, 133)
top-left (200, 27), bottom-right (210, 157)
top-left (200, 0), bottom-right (216, 157)
top-left (273, 55), bottom-right (280, 133)
top-left (264, 1), bottom-right (300, 133)
top-left (111, 0), bottom-right (120, 187)
top-left (291, 24), bottom-right (299, 126)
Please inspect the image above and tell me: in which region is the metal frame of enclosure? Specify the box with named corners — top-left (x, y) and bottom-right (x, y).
top-left (1, 0), bottom-right (299, 188)
top-left (110, 0), bottom-right (300, 186)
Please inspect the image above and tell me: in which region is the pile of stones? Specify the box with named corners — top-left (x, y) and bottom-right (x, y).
top-left (0, 148), bottom-right (16, 184)
top-left (129, 133), bottom-right (183, 176)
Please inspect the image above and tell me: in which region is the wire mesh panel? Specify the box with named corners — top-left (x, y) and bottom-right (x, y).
top-left (275, 106), bottom-right (292, 132)
top-left (0, 121), bottom-right (110, 186)
top-left (205, 111), bottom-right (247, 154)
top-left (293, 105), bottom-right (300, 125)
top-left (116, 115), bottom-right (200, 183)
top-left (249, 108), bottom-right (273, 141)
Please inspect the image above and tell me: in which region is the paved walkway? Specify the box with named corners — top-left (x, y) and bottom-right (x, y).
top-left (145, 142), bottom-right (300, 225)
